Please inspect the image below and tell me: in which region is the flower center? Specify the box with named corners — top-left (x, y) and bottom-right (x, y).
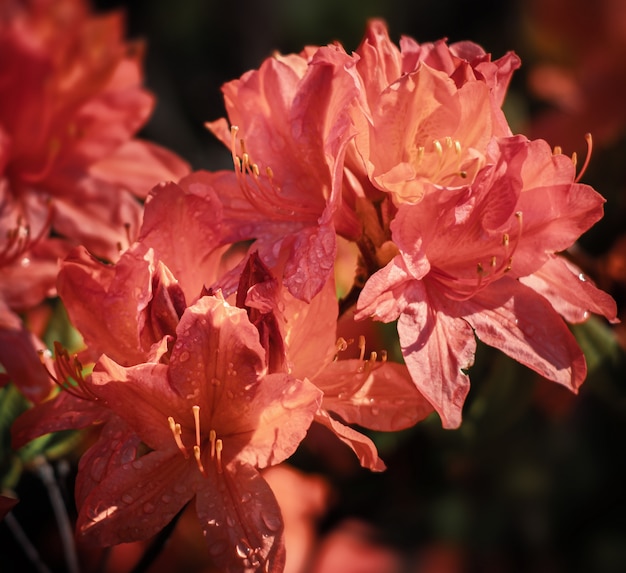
top-left (167, 406), bottom-right (223, 477)
top-left (228, 125), bottom-right (321, 223)
top-left (435, 211), bottom-right (523, 301)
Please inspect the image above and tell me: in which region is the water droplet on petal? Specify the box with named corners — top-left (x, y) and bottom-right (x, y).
top-left (90, 456), bottom-right (107, 481)
top-left (226, 516), bottom-right (236, 527)
top-left (174, 484), bottom-right (187, 494)
top-left (121, 494), bottom-right (134, 504)
top-left (578, 273), bottom-right (587, 282)
top-left (143, 502), bottom-right (155, 514)
top-left (260, 511), bottom-right (282, 532)
top-left (240, 492), bottom-right (252, 503)
top-left (161, 494), bottom-right (172, 503)
top-left (582, 310), bottom-right (590, 320)
top-left (236, 539), bottom-right (254, 559)
top-left (211, 377), bottom-right (221, 386)
top-left (132, 460), bottom-right (143, 470)
top-left (179, 350), bottom-right (190, 362)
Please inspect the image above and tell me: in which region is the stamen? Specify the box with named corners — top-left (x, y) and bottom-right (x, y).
top-left (209, 429), bottom-right (217, 459)
top-left (215, 439), bottom-right (223, 474)
top-left (194, 445), bottom-right (207, 476)
top-left (358, 335), bottom-right (366, 362)
top-left (168, 417), bottom-right (189, 457)
top-left (575, 133), bottom-right (593, 183)
top-left (433, 139), bottom-right (443, 158)
top-left (335, 337), bottom-right (351, 353)
top-left (192, 405), bottom-right (201, 448)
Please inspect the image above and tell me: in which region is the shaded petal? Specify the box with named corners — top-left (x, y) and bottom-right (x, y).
top-left (57, 245), bottom-right (154, 365)
top-left (78, 449), bottom-right (196, 546)
top-left (0, 322), bottom-right (54, 403)
top-left (11, 391), bottom-right (105, 450)
top-left (314, 410), bottom-right (386, 472)
top-left (196, 462), bottom-right (286, 573)
top-left (320, 360), bottom-right (434, 431)
top-left (75, 417), bottom-right (141, 507)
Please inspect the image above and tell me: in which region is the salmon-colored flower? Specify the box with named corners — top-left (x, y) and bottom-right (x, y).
top-left (206, 44), bottom-right (360, 302)
top-left (236, 252), bottom-right (434, 471)
top-left (57, 177), bottom-right (229, 366)
top-left (0, 0), bottom-right (189, 400)
top-left (14, 295), bottom-right (322, 572)
top-left (348, 19), bottom-right (520, 204)
top-left (356, 135), bottom-right (617, 428)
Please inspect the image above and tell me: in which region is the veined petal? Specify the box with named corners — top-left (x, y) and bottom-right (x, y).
top-left (397, 283), bottom-right (475, 429)
top-left (77, 449), bottom-right (197, 546)
top-left (520, 255), bottom-right (618, 324)
top-left (314, 410), bottom-right (386, 472)
top-left (196, 461), bottom-right (286, 573)
top-left (460, 277), bottom-right (587, 392)
top-left (321, 360), bottom-right (434, 431)
top-left (231, 374), bottom-right (322, 469)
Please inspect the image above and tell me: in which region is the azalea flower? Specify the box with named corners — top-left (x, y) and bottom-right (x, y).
top-left (206, 43), bottom-right (360, 302)
top-left (236, 251), bottom-right (434, 470)
top-left (57, 177), bottom-right (229, 366)
top-left (355, 135), bottom-right (617, 428)
top-left (0, 0), bottom-right (189, 400)
top-left (14, 294), bottom-right (323, 572)
top-left (347, 19), bottom-right (520, 204)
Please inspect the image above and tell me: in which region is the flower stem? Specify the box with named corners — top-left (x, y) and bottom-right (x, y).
top-left (34, 456), bottom-right (80, 573)
top-left (4, 512), bottom-right (54, 573)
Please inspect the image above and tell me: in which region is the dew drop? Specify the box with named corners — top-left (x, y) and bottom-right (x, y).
top-left (236, 539), bottom-right (254, 559)
top-left (582, 310), bottom-right (590, 320)
top-left (261, 511), bottom-right (282, 532)
top-left (240, 492), bottom-right (252, 503)
top-left (143, 502), bottom-right (155, 514)
top-left (161, 494), bottom-right (172, 503)
top-left (132, 460), bottom-right (143, 470)
top-left (121, 494), bottom-right (134, 504)
top-left (211, 377), bottom-right (221, 386)
top-left (20, 257), bottom-right (31, 267)
top-left (90, 456), bottom-right (108, 481)
top-left (174, 484), bottom-right (187, 494)
top-left (578, 273), bottom-right (587, 282)
top-left (179, 350), bottom-right (190, 362)
top-left (226, 515), bottom-right (236, 527)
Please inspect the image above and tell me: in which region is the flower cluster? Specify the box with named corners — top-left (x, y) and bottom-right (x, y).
top-left (1, 4), bottom-right (618, 573)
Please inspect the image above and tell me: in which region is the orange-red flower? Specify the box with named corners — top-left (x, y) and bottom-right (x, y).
top-left (14, 295), bottom-right (322, 572)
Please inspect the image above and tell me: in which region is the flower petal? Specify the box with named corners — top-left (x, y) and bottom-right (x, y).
top-left (196, 461), bottom-right (286, 573)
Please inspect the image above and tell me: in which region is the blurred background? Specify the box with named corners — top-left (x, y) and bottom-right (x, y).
top-left (4, 0), bottom-right (626, 571)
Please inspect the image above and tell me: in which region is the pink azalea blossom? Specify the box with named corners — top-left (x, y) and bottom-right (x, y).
top-left (14, 294), bottom-right (323, 572)
top-left (57, 177), bottom-right (229, 365)
top-left (206, 43), bottom-right (360, 302)
top-left (347, 19), bottom-right (520, 204)
top-left (355, 135), bottom-right (617, 428)
top-left (0, 0), bottom-right (189, 401)
top-left (236, 252), bottom-right (434, 471)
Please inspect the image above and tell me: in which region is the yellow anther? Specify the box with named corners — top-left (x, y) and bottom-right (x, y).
top-left (215, 439), bottom-right (223, 474)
